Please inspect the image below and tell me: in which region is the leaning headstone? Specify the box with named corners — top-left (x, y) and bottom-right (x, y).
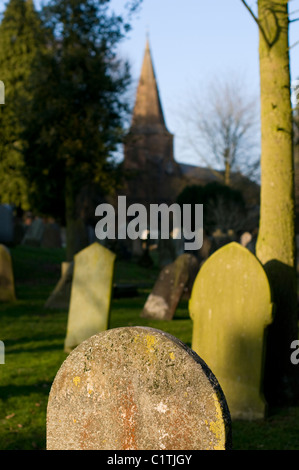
top-left (64, 242), bottom-right (115, 353)
top-left (141, 254), bottom-right (199, 321)
top-left (47, 326), bottom-right (232, 450)
top-left (0, 245), bottom-right (16, 302)
top-left (189, 242), bottom-right (273, 420)
top-left (45, 262), bottom-right (73, 309)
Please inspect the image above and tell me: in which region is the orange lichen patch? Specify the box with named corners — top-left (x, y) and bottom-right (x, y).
top-left (80, 415), bottom-right (95, 450)
top-left (161, 406), bottom-right (193, 450)
top-left (47, 327), bottom-right (232, 450)
top-left (118, 381), bottom-right (138, 450)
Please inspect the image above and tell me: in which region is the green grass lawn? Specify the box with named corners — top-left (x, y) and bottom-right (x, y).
top-left (0, 244), bottom-right (298, 450)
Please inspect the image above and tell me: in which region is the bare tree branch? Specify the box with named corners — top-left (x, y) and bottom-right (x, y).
top-left (240, 0), bottom-right (271, 47)
top-left (175, 74), bottom-right (260, 186)
top-left (289, 39), bottom-right (299, 50)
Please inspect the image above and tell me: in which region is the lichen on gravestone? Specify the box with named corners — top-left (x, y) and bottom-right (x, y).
top-left (47, 326), bottom-right (232, 450)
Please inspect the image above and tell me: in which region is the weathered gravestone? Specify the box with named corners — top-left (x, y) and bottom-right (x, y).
top-left (64, 242), bottom-right (115, 353)
top-left (47, 326), bottom-right (232, 450)
top-left (0, 245), bottom-right (16, 302)
top-left (141, 253), bottom-right (199, 321)
top-left (189, 242), bottom-right (273, 420)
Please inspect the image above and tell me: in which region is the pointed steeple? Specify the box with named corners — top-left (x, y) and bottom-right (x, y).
top-left (131, 38), bottom-right (169, 133)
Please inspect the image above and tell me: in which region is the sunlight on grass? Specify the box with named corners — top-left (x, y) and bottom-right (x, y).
top-left (0, 245), bottom-right (298, 450)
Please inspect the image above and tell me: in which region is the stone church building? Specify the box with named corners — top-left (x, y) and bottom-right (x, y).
top-left (122, 38), bottom-right (184, 209)
top-left (121, 39), bottom-right (260, 216)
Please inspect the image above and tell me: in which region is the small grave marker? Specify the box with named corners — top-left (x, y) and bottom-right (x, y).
top-left (64, 242), bottom-right (115, 352)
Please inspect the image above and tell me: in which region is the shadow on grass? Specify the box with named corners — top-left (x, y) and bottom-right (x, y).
top-left (0, 434), bottom-right (46, 451)
top-left (4, 343), bottom-right (65, 355)
top-left (0, 381), bottom-right (52, 400)
top-left (232, 406), bottom-right (299, 450)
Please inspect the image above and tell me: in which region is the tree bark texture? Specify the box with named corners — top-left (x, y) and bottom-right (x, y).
top-left (256, 0), bottom-right (298, 405)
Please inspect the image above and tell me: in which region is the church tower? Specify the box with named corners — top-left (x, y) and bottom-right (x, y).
top-left (123, 38), bottom-right (182, 209)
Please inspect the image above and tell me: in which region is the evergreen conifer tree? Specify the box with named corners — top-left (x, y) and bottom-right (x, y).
top-left (0, 0), bottom-right (45, 210)
top-left (23, 0), bottom-right (133, 260)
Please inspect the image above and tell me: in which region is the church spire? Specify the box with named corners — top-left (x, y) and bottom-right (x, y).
top-left (131, 38), bottom-right (168, 133)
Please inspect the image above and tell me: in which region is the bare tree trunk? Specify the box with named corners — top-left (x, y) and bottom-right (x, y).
top-left (224, 151), bottom-right (231, 186)
top-left (256, 0), bottom-right (298, 406)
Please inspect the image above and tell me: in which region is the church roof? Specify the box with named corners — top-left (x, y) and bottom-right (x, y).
top-left (130, 38), bottom-right (170, 134)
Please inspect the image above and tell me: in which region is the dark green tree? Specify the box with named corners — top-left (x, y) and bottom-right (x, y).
top-left (23, 0), bottom-right (136, 261)
top-left (177, 182), bottom-right (247, 235)
top-left (0, 0), bottom-right (46, 210)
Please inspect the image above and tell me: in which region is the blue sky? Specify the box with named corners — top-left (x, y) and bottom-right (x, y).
top-left (1, 0), bottom-right (299, 166)
top-left (110, 0), bottom-right (299, 165)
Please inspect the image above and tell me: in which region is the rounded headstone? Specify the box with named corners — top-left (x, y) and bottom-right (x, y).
top-left (64, 242), bottom-right (116, 352)
top-left (47, 326), bottom-right (232, 450)
top-left (189, 242), bottom-right (273, 420)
